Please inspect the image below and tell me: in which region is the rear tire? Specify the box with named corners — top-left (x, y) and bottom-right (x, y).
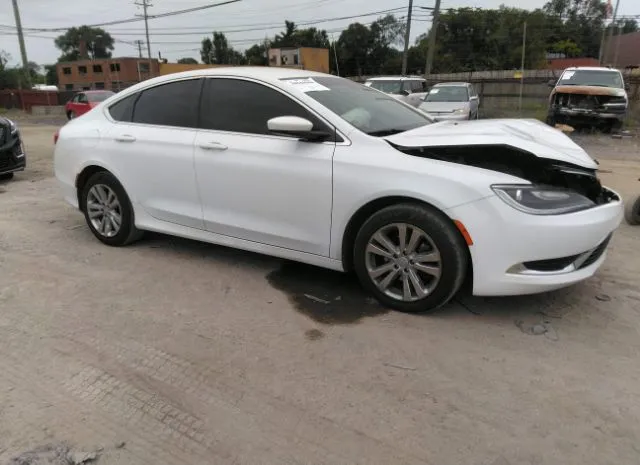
top-left (67, 111), bottom-right (76, 120)
top-left (625, 195), bottom-right (640, 226)
top-left (353, 204), bottom-right (468, 313)
top-left (81, 171), bottom-right (143, 246)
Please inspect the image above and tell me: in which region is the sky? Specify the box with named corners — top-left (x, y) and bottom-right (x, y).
top-left (0, 0), bottom-right (637, 67)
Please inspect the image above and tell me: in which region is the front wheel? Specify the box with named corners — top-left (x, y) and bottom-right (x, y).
top-left (81, 171), bottom-right (143, 246)
top-left (625, 195), bottom-right (640, 225)
top-left (353, 204), bottom-right (468, 313)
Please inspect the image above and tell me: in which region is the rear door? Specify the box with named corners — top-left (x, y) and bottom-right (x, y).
top-left (101, 78), bottom-right (204, 229)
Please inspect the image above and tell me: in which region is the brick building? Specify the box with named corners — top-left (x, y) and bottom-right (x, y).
top-left (57, 57), bottom-right (160, 92)
top-left (604, 31), bottom-right (640, 69)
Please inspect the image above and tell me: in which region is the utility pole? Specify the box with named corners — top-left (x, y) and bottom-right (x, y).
top-left (424, 0), bottom-right (441, 77)
top-left (135, 40), bottom-right (144, 58)
top-left (518, 21), bottom-right (527, 114)
top-left (11, 0), bottom-right (31, 87)
top-left (135, 0), bottom-right (153, 66)
top-left (603, 0), bottom-right (621, 65)
top-left (401, 0), bottom-right (413, 75)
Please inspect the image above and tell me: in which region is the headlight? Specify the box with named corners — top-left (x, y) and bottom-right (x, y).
top-left (453, 108), bottom-right (467, 114)
top-left (7, 119), bottom-right (18, 134)
top-left (491, 185), bottom-right (595, 215)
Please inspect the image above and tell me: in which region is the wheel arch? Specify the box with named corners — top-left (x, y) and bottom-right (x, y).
top-left (75, 164), bottom-right (114, 211)
top-left (340, 196), bottom-right (473, 282)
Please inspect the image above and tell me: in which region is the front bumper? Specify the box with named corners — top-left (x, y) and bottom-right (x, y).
top-left (550, 106), bottom-right (627, 123)
top-left (0, 129), bottom-right (26, 175)
top-left (426, 112), bottom-right (470, 122)
top-left (448, 189), bottom-right (623, 296)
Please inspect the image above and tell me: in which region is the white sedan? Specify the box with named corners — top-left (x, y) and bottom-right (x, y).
top-left (54, 68), bottom-right (623, 313)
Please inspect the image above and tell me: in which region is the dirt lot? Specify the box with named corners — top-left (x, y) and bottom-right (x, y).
top-left (1, 122), bottom-right (640, 465)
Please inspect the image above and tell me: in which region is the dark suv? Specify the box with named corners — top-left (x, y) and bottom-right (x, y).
top-left (0, 117), bottom-right (26, 180)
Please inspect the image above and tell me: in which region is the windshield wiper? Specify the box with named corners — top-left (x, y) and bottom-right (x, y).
top-left (367, 129), bottom-right (407, 137)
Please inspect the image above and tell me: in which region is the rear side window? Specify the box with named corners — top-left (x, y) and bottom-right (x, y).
top-left (199, 78), bottom-right (326, 135)
top-left (108, 94), bottom-right (138, 122)
top-left (132, 79), bottom-right (202, 128)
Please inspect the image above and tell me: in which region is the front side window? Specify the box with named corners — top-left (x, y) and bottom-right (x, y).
top-left (132, 79), bottom-right (201, 128)
top-left (558, 70), bottom-right (623, 88)
top-left (425, 86), bottom-right (469, 102)
top-left (77, 93), bottom-right (88, 103)
top-left (366, 80), bottom-right (403, 95)
top-left (285, 76), bottom-right (431, 136)
top-left (199, 78), bottom-right (325, 135)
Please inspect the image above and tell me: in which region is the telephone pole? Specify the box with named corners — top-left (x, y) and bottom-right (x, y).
top-left (11, 0), bottom-right (31, 87)
top-left (424, 0), bottom-right (441, 77)
top-left (134, 0), bottom-right (153, 61)
top-left (603, 0), bottom-right (621, 65)
top-left (401, 0), bottom-right (413, 75)
top-left (134, 40), bottom-right (144, 58)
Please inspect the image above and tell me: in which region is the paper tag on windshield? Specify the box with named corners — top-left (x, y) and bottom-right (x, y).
top-left (285, 78), bottom-right (330, 93)
top-left (430, 89), bottom-right (440, 93)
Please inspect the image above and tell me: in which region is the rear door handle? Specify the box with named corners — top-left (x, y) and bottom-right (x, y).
top-left (199, 141), bottom-right (228, 151)
top-left (115, 134), bottom-right (136, 142)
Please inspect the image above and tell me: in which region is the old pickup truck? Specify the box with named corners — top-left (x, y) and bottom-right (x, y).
top-left (546, 67), bottom-right (629, 132)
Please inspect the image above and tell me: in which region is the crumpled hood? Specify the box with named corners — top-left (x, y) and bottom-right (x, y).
top-left (553, 85), bottom-right (627, 97)
top-left (384, 118), bottom-right (598, 169)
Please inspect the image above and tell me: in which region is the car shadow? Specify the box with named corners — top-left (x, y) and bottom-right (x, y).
top-left (134, 232), bottom-right (588, 330)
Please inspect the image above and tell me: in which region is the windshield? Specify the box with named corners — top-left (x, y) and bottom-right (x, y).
top-left (365, 80), bottom-right (403, 95)
top-left (283, 77), bottom-right (431, 136)
top-left (425, 86), bottom-right (469, 102)
top-left (87, 91), bottom-right (115, 102)
top-left (558, 70), bottom-right (623, 88)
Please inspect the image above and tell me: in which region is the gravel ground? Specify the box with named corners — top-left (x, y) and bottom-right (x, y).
top-left (1, 123), bottom-right (639, 465)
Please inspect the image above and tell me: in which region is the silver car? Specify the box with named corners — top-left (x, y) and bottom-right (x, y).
top-left (364, 76), bottom-right (429, 108)
top-left (418, 82), bottom-right (479, 121)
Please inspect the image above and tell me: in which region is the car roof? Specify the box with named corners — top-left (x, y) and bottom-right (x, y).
top-left (81, 90), bottom-right (115, 94)
top-left (365, 76), bottom-right (425, 81)
top-left (433, 82), bottom-right (470, 87)
top-left (563, 67), bottom-right (621, 72)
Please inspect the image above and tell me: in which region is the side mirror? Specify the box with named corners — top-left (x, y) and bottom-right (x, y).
top-left (548, 79), bottom-right (557, 88)
top-left (267, 116), bottom-right (331, 142)
top-left (400, 89), bottom-right (410, 96)
top-left (470, 95), bottom-right (479, 101)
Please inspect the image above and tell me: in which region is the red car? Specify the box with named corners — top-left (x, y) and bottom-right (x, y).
top-left (65, 90), bottom-right (115, 120)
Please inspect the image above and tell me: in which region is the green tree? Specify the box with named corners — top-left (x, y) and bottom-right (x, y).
top-left (271, 21), bottom-right (330, 48)
top-left (337, 23), bottom-right (372, 76)
top-left (201, 38), bottom-right (213, 64)
top-left (177, 57), bottom-right (198, 64)
top-left (245, 43), bottom-right (267, 65)
top-left (54, 26), bottom-right (114, 61)
top-left (551, 39), bottom-right (582, 57)
top-left (44, 64), bottom-right (58, 86)
top-left (272, 21), bottom-right (298, 47)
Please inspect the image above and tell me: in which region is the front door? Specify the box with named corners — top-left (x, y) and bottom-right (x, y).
top-left (101, 78), bottom-right (204, 229)
top-left (194, 77), bottom-right (335, 256)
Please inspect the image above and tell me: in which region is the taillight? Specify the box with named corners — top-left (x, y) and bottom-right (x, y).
top-left (54, 130), bottom-right (60, 144)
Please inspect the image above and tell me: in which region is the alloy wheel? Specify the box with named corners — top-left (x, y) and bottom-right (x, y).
top-left (86, 184), bottom-right (122, 238)
top-left (365, 223), bottom-right (442, 302)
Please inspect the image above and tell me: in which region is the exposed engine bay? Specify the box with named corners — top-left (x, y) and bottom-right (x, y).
top-left (392, 143), bottom-right (619, 205)
top-left (551, 92), bottom-right (626, 111)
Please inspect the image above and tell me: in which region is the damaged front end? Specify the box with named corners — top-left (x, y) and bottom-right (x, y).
top-left (393, 144), bottom-right (619, 207)
top-left (548, 87), bottom-right (627, 131)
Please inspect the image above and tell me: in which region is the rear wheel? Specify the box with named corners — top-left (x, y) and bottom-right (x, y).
top-left (353, 204), bottom-right (468, 313)
top-left (81, 171), bottom-right (143, 246)
top-left (625, 195), bottom-right (640, 226)
top-left (67, 111), bottom-right (76, 120)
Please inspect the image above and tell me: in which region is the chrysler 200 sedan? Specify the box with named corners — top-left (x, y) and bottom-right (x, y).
top-left (54, 68), bottom-right (623, 313)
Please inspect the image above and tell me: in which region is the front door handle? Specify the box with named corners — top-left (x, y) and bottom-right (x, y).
top-left (115, 134), bottom-right (136, 142)
top-left (199, 141), bottom-right (228, 151)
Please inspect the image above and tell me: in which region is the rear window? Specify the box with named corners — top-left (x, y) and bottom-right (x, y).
top-left (87, 91), bottom-right (115, 102)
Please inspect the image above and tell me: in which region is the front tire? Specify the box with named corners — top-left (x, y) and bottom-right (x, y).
top-left (353, 204), bottom-right (468, 313)
top-left (625, 195), bottom-right (640, 226)
top-left (0, 172), bottom-right (14, 181)
top-left (81, 171), bottom-right (143, 246)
